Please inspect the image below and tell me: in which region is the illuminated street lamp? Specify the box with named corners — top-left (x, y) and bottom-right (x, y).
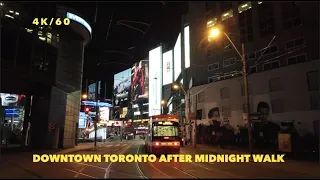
top-left (82, 94), bottom-right (88, 99)
top-left (208, 27), bottom-right (253, 154)
top-left (161, 100), bottom-right (166, 105)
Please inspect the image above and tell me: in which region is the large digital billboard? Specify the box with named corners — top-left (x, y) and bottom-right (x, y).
top-left (113, 68), bottom-right (131, 100)
top-left (131, 60), bottom-right (149, 104)
top-left (148, 46), bottom-right (162, 116)
top-left (162, 50), bottom-right (173, 85)
top-left (184, 26), bottom-right (190, 68)
top-left (174, 33), bottom-right (181, 81)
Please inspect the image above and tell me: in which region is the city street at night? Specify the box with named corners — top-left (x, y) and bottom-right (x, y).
top-left (1, 139), bottom-right (319, 179)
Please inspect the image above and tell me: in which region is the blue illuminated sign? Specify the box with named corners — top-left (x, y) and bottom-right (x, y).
top-left (66, 12), bottom-right (92, 34)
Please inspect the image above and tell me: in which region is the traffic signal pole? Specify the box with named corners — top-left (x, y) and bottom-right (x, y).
top-left (94, 81), bottom-right (98, 148)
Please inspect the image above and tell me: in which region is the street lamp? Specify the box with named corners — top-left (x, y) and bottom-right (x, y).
top-left (172, 83), bottom-right (194, 147)
top-left (82, 94), bottom-right (88, 99)
top-left (208, 27), bottom-right (253, 154)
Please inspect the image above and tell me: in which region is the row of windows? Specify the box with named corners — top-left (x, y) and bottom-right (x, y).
top-left (205, 70), bottom-right (320, 100)
top-left (207, 53), bottom-right (307, 74)
top-left (207, 2), bottom-right (302, 42)
top-left (197, 72), bottom-right (320, 114)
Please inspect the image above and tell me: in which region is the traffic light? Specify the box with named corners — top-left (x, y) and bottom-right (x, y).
top-left (85, 107), bottom-right (90, 114)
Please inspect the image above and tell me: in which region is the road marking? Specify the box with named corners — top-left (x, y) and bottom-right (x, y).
top-left (136, 146), bottom-right (148, 179)
top-left (168, 165), bottom-right (199, 179)
top-left (116, 144), bottom-right (121, 146)
top-left (148, 162), bottom-right (172, 178)
top-left (104, 143), bottom-right (134, 179)
top-left (65, 168), bottom-right (97, 179)
top-left (74, 167), bottom-right (85, 178)
top-left (190, 162), bottom-right (211, 170)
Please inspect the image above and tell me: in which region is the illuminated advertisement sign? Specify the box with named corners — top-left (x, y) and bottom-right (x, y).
top-left (81, 101), bottom-right (112, 107)
top-left (162, 50), bottom-right (173, 85)
top-left (148, 46), bottom-right (162, 116)
top-left (174, 33), bottom-right (181, 81)
top-left (184, 26), bottom-right (190, 68)
top-left (100, 107), bottom-right (110, 121)
top-left (79, 112), bottom-right (88, 128)
top-left (66, 12), bottom-right (92, 34)
top-left (131, 60), bottom-right (149, 104)
top-left (113, 69), bottom-right (131, 100)
top-left (1, 93), bottom-right (26, 107)
top-left (120, 107), bottom-right (128, 118)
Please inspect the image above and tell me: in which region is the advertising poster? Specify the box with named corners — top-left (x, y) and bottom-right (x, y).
top-left (148, 46), bottom-right (162, 116)
top-left (162, 50), bottom-right (173, 85)
top-left (1, 93), bottom-right (26, 107)
top-left (113, 69), bottom-right (131, 101)
top-left (131, 60), bottom-right (149, 104)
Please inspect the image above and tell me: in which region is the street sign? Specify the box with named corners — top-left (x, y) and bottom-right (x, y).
top-left (48, 123), bottom-right (56, 132)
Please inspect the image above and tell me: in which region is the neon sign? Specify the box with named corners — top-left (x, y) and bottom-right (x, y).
top-left (66, 12), bottom-right (92, 34)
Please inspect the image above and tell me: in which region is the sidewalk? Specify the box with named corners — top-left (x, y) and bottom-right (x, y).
top-left (0, 139), bottom-right (122, 179)
top-left (188, 143), bottom-right (320, 177)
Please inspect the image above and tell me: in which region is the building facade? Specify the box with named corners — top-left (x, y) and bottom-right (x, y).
top-left (184, 1), bottom-right (319, 135)
top-left (1, 2), bottom-right (92, 149)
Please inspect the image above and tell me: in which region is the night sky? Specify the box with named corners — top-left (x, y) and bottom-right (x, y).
top-left (63, 2), bottom-right (188, 98)
top-left (11, 2), bottom-right (188, 98)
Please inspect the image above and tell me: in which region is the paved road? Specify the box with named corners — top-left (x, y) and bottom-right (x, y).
top-left (1, 139), bottom-right (320, 179)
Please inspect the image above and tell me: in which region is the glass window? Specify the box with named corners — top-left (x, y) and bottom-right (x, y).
top-left (153, 126), bottom-right (178, 136)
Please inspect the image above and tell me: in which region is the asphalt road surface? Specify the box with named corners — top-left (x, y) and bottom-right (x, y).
top-left (2, 139), bottom-right (320, 179)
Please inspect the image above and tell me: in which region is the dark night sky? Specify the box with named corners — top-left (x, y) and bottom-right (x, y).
top-left (8, 2), bottom-right (188, 98)
top-left (61, 2), bottom-right (188, 98)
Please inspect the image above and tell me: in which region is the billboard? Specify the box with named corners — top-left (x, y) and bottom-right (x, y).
top-left (1, 93), bottom-right (26, 107)
top-left (174, 33), bottom-right (182, 81)
top-left (131, 60), bottom-right (149, 104)
top-left (88, 81), bottom-right (101, 101)
top-left (113, 68), bottom-right (131, 100)
top-left (79, 112), bottom-right (88, 128)
top-left (148, 46), bottom-right (162, 116)
top-left (184, 26), bottom-right (190, 68)
top-left (162, 50), bottom-right (173, 85)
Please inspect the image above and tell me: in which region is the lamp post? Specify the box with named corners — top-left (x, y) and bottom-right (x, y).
top-left (208, 28), bottom-right (253, 154)
top-left (172, 83), bottom-right (195, 147)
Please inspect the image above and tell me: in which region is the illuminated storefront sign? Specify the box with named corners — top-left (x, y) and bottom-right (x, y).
top-left (66, 12), bottom-right (92, 34)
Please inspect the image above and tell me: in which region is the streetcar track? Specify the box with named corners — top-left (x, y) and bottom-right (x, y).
top-left (135, 145), bottom-right (148, 179)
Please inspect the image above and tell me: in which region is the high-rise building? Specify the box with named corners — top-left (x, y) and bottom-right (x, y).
top-left (183, 2), bottom-right (319, 134)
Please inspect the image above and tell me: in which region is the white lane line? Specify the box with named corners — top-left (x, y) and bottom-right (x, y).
top-left (104, 143), bottom-right (134, 179)
top-left (65, 168), bottom-right (97, 179)
top-left (74, 167), bottom-right (85, 178)
top-left (116, 144), bottom-right (120, 146)
top-left (168, 165), bottom-right (198, 179)
top-left (148, 162), bottom-right (172, 178)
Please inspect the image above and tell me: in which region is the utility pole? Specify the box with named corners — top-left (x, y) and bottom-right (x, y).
top-left (242, 43), bottom-right (253, 154)
top-left (194, 94), bottom-right (197, 148)
top-left (0, 7), bottom-right (3, 160)
top-left (94, 81), bottom-right (99, 148)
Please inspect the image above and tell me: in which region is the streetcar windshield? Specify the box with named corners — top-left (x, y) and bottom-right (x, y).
top-left (152, 126), bottom-right (179, 137)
